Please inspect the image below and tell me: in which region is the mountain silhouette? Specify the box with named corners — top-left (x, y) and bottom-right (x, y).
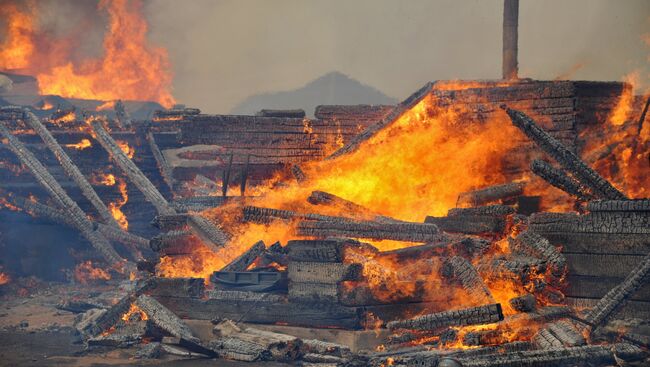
top-left (230, 71), bottom-right (397, 117)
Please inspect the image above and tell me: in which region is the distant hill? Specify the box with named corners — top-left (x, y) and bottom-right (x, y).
top-left (230, 71), bottom-right (397, 117)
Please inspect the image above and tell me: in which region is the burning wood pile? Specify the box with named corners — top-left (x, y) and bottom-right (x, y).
top-left (0, 78), bottom-right (648, 366)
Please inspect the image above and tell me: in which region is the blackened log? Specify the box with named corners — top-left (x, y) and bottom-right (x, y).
top-left (587, 199), bottom-right (650, 212)
top-left (386, 303), bottom-right (503, 331)
top-left (297, 219), bottom-right (440, 243)
top-left (533, 320), bottom-right (585, 349)
top-left (457, 182), bottom-right (525, 207)
top-left (463, 329), bottom-right (508, 347)
top-left (288, 282), bottom-right (338, 303)
top-left (221, 240), bottom-right (266, 272)
top-left (447, 205), bottom-right (515, 217)
top-left (291, 164), bottom-right (306, 182)
top-left (582, 250), bottom-right (650, 330)
top-left (302, 339), bottom-right (351, 358)
top-left (212, 319), bottom-right (301, 362)
top-left (288, 261), bottom-right (363, 283)
top-left (508, 293), bottom-right (536, 312)
top-left (510, 230), bottom-right (566, 277)
top-left (134, 295), bottom-right (213, 355)
top-left (240, 154), bottom-right (249, 196)
top-left (243, 206), bottom-right (354, 224)
top-left (207, 337), bottom-right (269, 361)
top-left (150, 230), bottom-right (193, 253)
top-left (286, 239), bottom-right (377, 263)
top-left (147, 277), bottom-right (205, 298)
top-left (256, 109), bottom-right (306, 118)
top-left (302, 353), bottom-right (345, 363)
top-left (22, 109), bottom-right (119, 227)
top-left (152, 214), bottom-right (188, 230)
top-left (442, 256), bottom-right (495, 304)
top-left (637, 95), bottom-right (650, 135)
top-left (0, 122), bottom-right (125, 267)
top-left (501, 105), bottom-right (627, 200)
top-left (424, 215), bottom-right (505, 234)
top-left (477, 256), bottom-right (546, 283)
top-left (529, 211), bottom-right (650, 235)
top-left (91, 120), bottom-right (175, 214)
top-left (186, 214), bottom-right (229, 251)
top-left (307, 190), bottom-right (400, 223)
top-left (531, 159), bottom-right (594, 201)
top-left (88, 319), bottom-right (150, 347)
top-left (458, 343), bottom-right (644, 367)
top-left (146, 131), bottom-right (175, 193)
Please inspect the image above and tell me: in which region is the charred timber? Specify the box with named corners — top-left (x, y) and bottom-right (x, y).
top-left (582, 250), bottom-right (650, 330)
top-left (286, 239), bottom-right (376, 263)
top-left (587, 199), bottom-right (650, 212)
top-left (256, 109), bottom-right (306, 118)
top-left (186, 214), bottom-right (230, 251)
top-left (291, 164), bottom-right (306, 182)
top-left (532, 320), bottom-right (585, 349)
top-left (442, 256), bottom-right (495, 304)
top-left (221, 240), bottom-right (266, 272)
top-left (297, 219), bottom-right (440, 243)
top-left (501, 105), bottom-right (627, 200)
top-left (146, 277), bottom-right (205, 298)
top-left (146, 131), bottom-right (175, 192)
top-left (424, 215), bottom-right (505, 234)
top-left (212, 319), bottom-right (302, 362)
top-left (243, 206), bottom-right (354, 224)
top-left (152, 214), bottom-right (188, 230)
top-left (288, 261), bottom-right (363, 283)
top-left (510, 230), bottom-right (566, 277)
top-left (149, 230), bottom-right (193, 253)
top-left (386, 303), bottom-right (503, 331)
top-left (447, 205), bottom-right (515, 217)
top-left (530, 159), bottom-right (594, 201)
top-left (0, 122), bottom-right (125, 267)
top-left (22, 109), bottom-right (119, 227)
top-left (457, 343), bottom-right (644, 367)
top-left (90, 120), bottom-right (175, 215)
top-left (457, 182), bottom-right (525, 207)
top-left (86, 280), bottom-right (154, 336)
top-left (308, 190), bottom-right (400, 223)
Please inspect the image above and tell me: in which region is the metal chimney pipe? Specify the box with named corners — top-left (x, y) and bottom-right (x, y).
top-left (502, 0), bottom-right (519, 80)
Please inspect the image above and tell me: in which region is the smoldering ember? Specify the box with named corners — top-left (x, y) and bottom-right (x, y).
top-left (0, 1), bottom-right (649, 367)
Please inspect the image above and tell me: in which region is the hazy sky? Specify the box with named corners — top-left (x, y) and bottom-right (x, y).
top-left (143, 0), bottom-right (650, 113)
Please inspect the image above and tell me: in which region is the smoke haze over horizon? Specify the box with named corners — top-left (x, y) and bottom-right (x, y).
top-left (2, 0), bottom-right (649, 113)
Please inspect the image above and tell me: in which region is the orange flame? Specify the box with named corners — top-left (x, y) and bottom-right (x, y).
top-left (96, 100), bottom-right (116, 112)
top-left (0, 0), bottom-right (175, 107)
top-left (64, 138), bottom-right (92, 150)
top-left (117, 140), bottom-right (135, 159)
top-left (0, 2), bottom-right (35, 70)
top-left (608, 72), bottom-right (638, 126)
top-left (74, 260), bottom-right (111, 284)
top-left (0, 272), bottom-right (10, 285)
top-left (121, 303), bottom-right (148, 322)
top-left (110, 178), bottom-right (129, 230)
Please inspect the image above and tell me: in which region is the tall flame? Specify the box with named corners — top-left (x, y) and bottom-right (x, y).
top-left (0, 0), bottom-right (175, 107)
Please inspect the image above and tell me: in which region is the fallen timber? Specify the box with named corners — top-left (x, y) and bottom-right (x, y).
top-left (0, 122), bottom-right (126, 267)
top-left (509, 230), bottom-right (566, 277)
top-left (442, 256), bottom-right (495, 304)
top-left (457, 343), bottom-right (644, 367)
top-left (186, 214), bottom-right (230, 251)
top-left (146, 131), bottom-right (175, 192)
top-left (221, 240), bottom-right (266, 272)
top-left (149, 230), bottom-right (195, 254)
top-left (286, 239), bottom-right (377, 263)
top-left (424, 214), bottom-right (505, 234)
top-left (297, 219), bottom-right (441, 243)
top-left (532, 319), bottom-right (585, 349)
top-left (456, 182), bottom-right (525, 207)
top-left (307, 190), bottom-right (400, 223)
top-left (288, 262), bottom-right (363, 284)
top-left (243, 205), bottom-right (358, 224)
top-left (501, 105), bottom-right (627, 200)
top-left (90, 119), bottom-right (175, 215)
top-left (21, 108), bottom-right (120, 227)
top-left (386, 303), bottom-right (503, 331)
top-left (2, 191), bottom-right (148, 250)
top-left (530, 159), bottom-right (594, 201)
top-left (447, 204), bottom-right (515, 217)
top-left (581, 250), bottom-right (650, 331)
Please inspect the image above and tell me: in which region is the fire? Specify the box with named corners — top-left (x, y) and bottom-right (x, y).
top-left (74, 260), bottom-right (111, 284)
top-left (91, 173), bottom-right (129, 229)
top-left (121, 303), bottom-right (148, 322)
top-left (50, 110), bottom-right (76, 125)
top-left (0, 197), bottom-right (21, 212)
top-left (608, 72), bottom-right (638, 126)
top-left (0, 2), bottom-right (35, 70)
top-left (96, 100), bottom-right (116, 112)
top-left (110, 178), bottom-right (129, 230)
top-left (0, 0), bottom-right (175, 107)
top-left (117, 140), bottom-right (135, 159)
top-left (64, 138), bottom-right (92, 150)
top-left (0, 271), bottom-right (10, 285)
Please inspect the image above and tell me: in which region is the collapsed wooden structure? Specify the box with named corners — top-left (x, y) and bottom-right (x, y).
top-left (0, 79), bottom-right (648, 365)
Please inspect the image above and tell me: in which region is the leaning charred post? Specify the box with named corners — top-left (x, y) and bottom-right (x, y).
top-left (387, 303), bottom-right (503, 331)
top-left (501, 106), bottom-right (627, 200)
top-left (0, 122), bottom-right (126, 267)
top-left (21, 109), bottom-right (120, 228)
top-left (90, 119), bottom-right (176, 215)
top-left (457, 182), bottom-right (525, 207)
top-left (531, 159), bottom-right (595, 201)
